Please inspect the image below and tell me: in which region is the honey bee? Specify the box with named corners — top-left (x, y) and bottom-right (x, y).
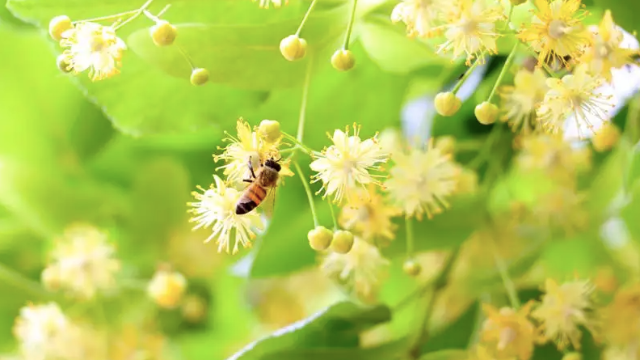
top-left (235, 157), bottom-right (281, 215)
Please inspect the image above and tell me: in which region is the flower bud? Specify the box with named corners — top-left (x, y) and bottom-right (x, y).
top-left (434, 92), bottom-right (462, 117)
top-left (150, 20), bottom-right (177, 47)
top-left (331, 49), bottom-right (355, 71)
top-left (41, 265), bottom-right (62, 291)
top-left (190, 68), bottom-right (209, 86)
top-left (258, 120), bottom-right (282, 143)
top-left (308, 226), bottom-right (333, 251)
top-left (474, 101), bottom-right (499, 125)
top-left (56, 54), bottom-right (72, 73)
top-left (147, 269), bottom-right (187, 309)
top-left (181, 294), bottom-right (207, 323)
top-left (435, 136), bottom-right (456, 155)
top-left (510, 0), bottom-right (527, 5)
top-left (331, 230), bottom-right (354, 254)
top-left (279, 35), bottom-right (307, 61)
top-left (562, 353), bottom-right (582, 360)
top-left (592, 122), bottom-right (620, 152)
top-left (49, 15), bottom-right (72, 41)
top-left (403, 259), bottom-right (421, 277)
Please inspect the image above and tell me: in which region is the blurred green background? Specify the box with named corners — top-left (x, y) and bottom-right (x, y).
top-left (2, 0), bottom-right (640, 359)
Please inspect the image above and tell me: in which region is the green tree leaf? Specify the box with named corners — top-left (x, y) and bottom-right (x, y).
top-left (593, 0), bottom-right (640, 34)
top-left (227, 301), bottom-right (391, 360)
top-left (419, 350), bottom-right (469, 360)
top-left (358, 15), bottom-right (449, 74)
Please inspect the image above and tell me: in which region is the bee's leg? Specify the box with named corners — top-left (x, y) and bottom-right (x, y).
top-left (242, 179), bottom-right (253, 183)
top-left (247, 157), bottom-right (257, 179)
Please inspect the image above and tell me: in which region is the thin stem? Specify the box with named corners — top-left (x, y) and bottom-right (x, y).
top-left (297, 59), bottom-right (313, 143)
top-left (294, 161), bottom-right (320, 228)
top-left (467, 123), bottom-right (503, 169)
top-left (503, 4), bottom-right (515, 31)
top-left (177, 45), bottom-right (196, 69)
top-left (405, 217), bottom-right (414, 258)
top-left (490, 232), bottom-right (521, 308)
top-left (114, 0), bottom-right (155, 30)
top-left (282, 132), bottom-right (314, 155)
top-left (328, 201), bottom-right (338, 230)
top-left (409, 246), bottom-right (461, 359)
top-left (0, 262), bottom-right (52, 299)
top-left (342, 0), bottom-right (359, 49)
top-left (452, 53), bottom-right (485, 94)
top-left (295, 0), bottom-right (319, 36)
top-left (73, 10), bottom-right (138, 24)
top-left (487, 42), bottom-right (519, 103)
top-left (156, 4), bottom-right (171, 18)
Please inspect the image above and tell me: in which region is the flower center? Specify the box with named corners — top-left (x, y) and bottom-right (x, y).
top-left (548, 20), bottom-right (567, 40)
top-left (90, 34), bottom-right (107, 52)
top-left (596, 42), bottom-right (613, 59)
top-left (498, 327), bottom-right (517, 350)
top-left (461, 18), bottom-right (477, 34)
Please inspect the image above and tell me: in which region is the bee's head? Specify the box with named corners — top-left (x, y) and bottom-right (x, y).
top-left (264, 158), bottom-right (282, 172)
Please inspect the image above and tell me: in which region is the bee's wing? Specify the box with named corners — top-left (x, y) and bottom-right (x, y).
top-left (262, 186), bottom-right (277, 218)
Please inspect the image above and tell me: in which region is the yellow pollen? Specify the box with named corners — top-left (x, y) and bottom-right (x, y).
top-left (90, 35), bottom-right (106, 52)
top-left (548, 20), bottom-right (567, 39)
top-left (462, 19), bottom-right (477, 34)
top-left (498, 327), bottom-right (517, 350)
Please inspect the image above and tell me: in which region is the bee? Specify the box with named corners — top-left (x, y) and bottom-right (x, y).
top-left (235, 157), bottom-right (281, 215)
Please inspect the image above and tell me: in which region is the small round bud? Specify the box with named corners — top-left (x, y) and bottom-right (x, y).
top-left (147, 269), bottom-right (187, 309)
top-left (279, 35), bottom-right (307, 61)
top-left (49, 15), bottom-right (72, 41)
top-left (150, 20), bottom-right (177, 47)
top-left (403, 259), bottom-right (421, 277)
top-left (331, 49), bottom-right (355, 71)
top-left (190, 68), bottom-right (209, 86)
top-left (331, 230), bottom-right (354, 254)
top-left (41, 266), bottom-right (62, 291)
top-left (561, 353), bottom-right (582, 360)
top-left (510, 0), bottom-right (527, 5)
top-left (307, 226), bottom-right (333, 251)
top-left (56, 54), bottom-right (72, 73)
top-left (434, 92), bottom-right (462, 117)
top-left (474, 101), bottom-right (499, 125)
top-left (435, 136), bottom-right (456, 155)
top-left (181, 294), bottom-right (207, 323)
top-left (258, 120), bottom-right (282, 143)
top-left (592, 122), bottom-right (621, 152)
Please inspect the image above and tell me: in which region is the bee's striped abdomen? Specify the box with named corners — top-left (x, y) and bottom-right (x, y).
top-left (235, 185), bottom-right (267, 215)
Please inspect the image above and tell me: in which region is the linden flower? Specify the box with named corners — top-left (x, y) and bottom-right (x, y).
top-left (13, 303), bottom-right (70, 360)
top-left (321, 237), bottom-right (390, 303)
top-left (533, 187), bottom-right (589, 234)
top-left (59, 22), bottom-right (126, 81)
top-left (517, 0), bottom-right (591, 68)
top-left (147, 269), bottom-right (188, 309)
top-left (339, 186), bottom-right (401, 244)
top-left (436, 0), bottom-right (505, 65)
top-left (581, 10), bottom-right (639, 81)
top-left (310, 125), bottom-right (388, 204)
top-left (600, 284), bottom-right (640, 348)
top-left (253, 0), bottom-right (288, 8)
top-left (499, 69), bottom-right (549, 133)
top-left (42, 224), bottom-right (120, 299)
top-left (480, 302), bottom-right (536, 360)
top-left (189, 175), bottom-right (264, 254)
top-left (215, 119), bottom-right (292, 185)
top-left (516, 133), bottom-right (591, 185)
top-left (536, 65), bottom-right (614, 137)
top-left (385, 141), bottom-right (460, 220)
top-left (531, 279), bottom-right (595, 350)
top-left (391, 0), bottom-right (450, 38)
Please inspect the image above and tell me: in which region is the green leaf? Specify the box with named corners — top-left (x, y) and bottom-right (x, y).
top-left (127, 5), bottom-right (349, 90)
top-left (0, 0), bottom-right (31, 29)
top-left (587, 138), bottom-right (632, 218)
top-left (383, 195), bottom-right (485, 259)
top-left (227, 301), bottom-right (391, 360)
top-left (358, 15), bottom-right (449, 74)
